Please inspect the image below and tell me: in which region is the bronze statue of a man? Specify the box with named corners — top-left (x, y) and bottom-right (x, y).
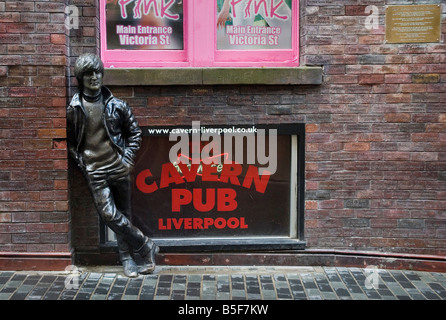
top-left (67, 53), bottom-right (158, 277)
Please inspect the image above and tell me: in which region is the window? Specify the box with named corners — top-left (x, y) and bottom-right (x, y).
top-left (100, 0), bottom-right (299, 68)
top-left (103, 123), bottom-right (306, 251)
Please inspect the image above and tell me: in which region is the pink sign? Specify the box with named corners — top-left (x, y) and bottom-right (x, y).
top-left (100, 0), bottom-right (299, 68)
top-left (105, 0), bottom-right (183, 50)
top-left (217, 0), bottom-right (293, 50)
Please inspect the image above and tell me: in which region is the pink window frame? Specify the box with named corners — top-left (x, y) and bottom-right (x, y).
top-left (100, 0), bottom-right (299, 68)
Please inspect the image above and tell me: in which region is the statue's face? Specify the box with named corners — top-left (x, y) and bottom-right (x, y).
top-left (82, 70), bottom-right (103, 94)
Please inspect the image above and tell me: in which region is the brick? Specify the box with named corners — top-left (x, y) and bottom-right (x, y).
top-left (7, 23), bottom-right (35, 34)
top-left (306, 16), bottom-right (331, 25)
top-left (307, 133), bottom-right (330, 143)
top-left (50, 13), bottom-right (65, 24)
top-left (412, 54), bottom-right (443, 64)
top-left (344, 142), bottom-right (370, 151)
top-left (9, 87), bottom-right (37, 97)
top-left (413, 93), bottom-right (440, 103)
top-left (267, 105), bottom-right (292, 115)
top-left (305, 55), bottom-right (333, 65)
top-left (12, 233), bottom-right (41, 244)
top-left (21, 12), bottom-right (50, 23)
top-left (83, 27), bottom-right (96, 37)
top-left (359, 35), bottom-right (384, 45)
top-left (399, 123), bottom-right (426, 133)
top-left (36, 129), bottom-right (66, 139)
top-left (0, 55), bottom-right (22, 65)
top-left (8, 44), bottom-right (36, 54)
top-left (383, 152), bottom-right (410, 161)
top-left (346, 65), bottom-right (373, 74)
top-left (37, 66), bottom-right (65, 76)
top-left (411, 152), bottom-right (438, 162)
top-left (344, 199), bottom-right (370, 209)
top-left (22, 139), bottom-right (53, 150)
top-left (385, 94), bottom-right (411, 104)
top-left (305, 35), bottom-right (332, 45)
top-left (412, 74), bottom-right (441, 84)
top-left (253, 95), bottom-right (280, 105)
top-left (6, 2), bottom-right (35, 11)
top-left (397, 219), bottom-right (425, 229)
top-left (37, 87), bottom-right (65, 97)
top-left (26, 223), bottom-right (55, 233)
top-left (385, 74), bottom-right (412, 84)
top-left (35, 23), bottom-right (65, 34)
top-left (50, 76), bottom-right (66, 87)
top-left (401, 84), bottom-right (426, 93)
top-left (386, 55), bottom-right (411, 64)
top-left (372, 65), bottom-right (399, 74)
top-left (398, 44), bottom-right (426, 54)
top-left (305, 199), bottom-right (318, 211)
top-left (358, 74), bottom-right (384, 84)
top-left (324, 65), bottom-right (345, 75)
top-left (359, 55), bottom-right (386, 65)
top-left (319, 200), bottom-right (343, 209)
top-left (148, 96), bottom-right (174, 107)
top-left (0, 34), bottom-right (21, 44)
top-left (345, 5), bottom-right (368, 16)
top-left (343, 218), bottom-right (370, 228)
top-left (411, 133), bottom-right (439, 142)
top-left (345, 45), bottom-right (370, 55)
top-left (427, 83), bottom-right (445, 93)
top-left (306, 45), bottom-right (344, 55)
top-left (0, 212), bottom-right (11, 223)
top-left (0, 12), bottom-right (21, 23)
top-left (413, 114), bottom-right (439, 123)
top-left (306, 190), bottom-right (331, 201)
top-left (385, 113), bottom-right (410, 123)
top-left (330, 75), bottom-right (358, 84)
top-left (40, 233), bottom-right (68, 244)
top-left (50, 34), bottom-right (66, 45)
top-left (35, 2), bottom-right (65, 12)
top-left (425, 124), bottom-right (446, 135)
top-left (8, 66), bottom-right (37, 76)
top-left (426, 64), bottom-right (446, 73)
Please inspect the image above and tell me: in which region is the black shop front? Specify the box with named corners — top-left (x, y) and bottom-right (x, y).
top-left (99, 123), bottom-right (306, 254)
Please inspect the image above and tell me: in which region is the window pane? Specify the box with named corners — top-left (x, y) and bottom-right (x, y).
top-left (216, 0), bottom-right (293, 50)
top-left (105, 0), bottom-right (184, 50)
top-left (132, 132), bottom-right (292, 239)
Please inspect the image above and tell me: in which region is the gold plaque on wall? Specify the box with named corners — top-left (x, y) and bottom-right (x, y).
top-left (386, 4), bottom-right (441, 44)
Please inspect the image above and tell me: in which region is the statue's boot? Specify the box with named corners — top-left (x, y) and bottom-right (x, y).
top-left (136, 239), bottom-right (159, 275)
top-left (105, 212), bottom-right (159, 275)
top-left (104, 210), bottom-right (153, 276)
top-left (117, 235), bottom-right (138, 278)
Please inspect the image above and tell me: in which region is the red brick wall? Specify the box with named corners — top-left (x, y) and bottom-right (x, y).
top-left (301, 0), bottom-right (446, 255)
top-left (1, 0), bottom-right (445, 267)
top-left (0, 0), bottom-right (70, 259)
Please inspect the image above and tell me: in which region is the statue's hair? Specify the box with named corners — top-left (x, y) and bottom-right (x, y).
top-left (74, 53), bottom-right (104, 90)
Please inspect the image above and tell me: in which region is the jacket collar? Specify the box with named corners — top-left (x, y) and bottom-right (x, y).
top-left (70, 86), bottom-right (114, 108)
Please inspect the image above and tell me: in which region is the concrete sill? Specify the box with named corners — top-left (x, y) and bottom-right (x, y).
top-left (104, 67), bottom-right (323, 86)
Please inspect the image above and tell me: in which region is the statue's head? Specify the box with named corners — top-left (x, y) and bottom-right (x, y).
top-left (74, 53), bottom-right (104, 94)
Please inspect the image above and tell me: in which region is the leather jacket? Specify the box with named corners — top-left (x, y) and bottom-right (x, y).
top-left (67, 86), bottom-right (142, 169)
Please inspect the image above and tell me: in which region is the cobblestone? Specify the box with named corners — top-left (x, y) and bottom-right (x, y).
top-left (0, 266), bottom-right (445, 300)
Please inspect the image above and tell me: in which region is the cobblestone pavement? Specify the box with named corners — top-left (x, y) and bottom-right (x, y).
top-left (0, 266), bottom-right (445, 300)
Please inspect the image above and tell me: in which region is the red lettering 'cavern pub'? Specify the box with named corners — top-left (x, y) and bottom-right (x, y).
top-left (0, 0), bottom-right (445, 272)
